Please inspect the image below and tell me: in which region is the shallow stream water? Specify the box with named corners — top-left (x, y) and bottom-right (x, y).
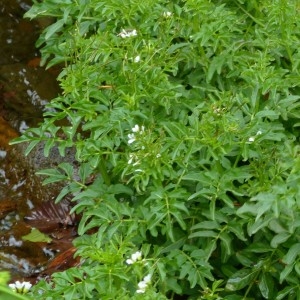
top-left (0, 0), bottom-right (64, 280)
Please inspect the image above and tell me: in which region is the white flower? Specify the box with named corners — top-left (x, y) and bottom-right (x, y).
top-left (119, 29), bottom-right (137, 38)
top-left (134, 55), bottom-right (141, 63)
top-left (132, 124), bottom-right (144, 133)
top-left (128, 133), bottom-right (136, 144)
top-left (163, 11), bottom-right (172, 18)
top-left (143, 274), bottom-right (151, 283)
top-left (132, 251), bottom-right (142, 261)
top-left (132, 124), bottom-right (140, 132)
top-left (136, 274), bottom-right (151, 294)
top-left (9, 281), bottom-right (32, 294)
top-left (138, 281), bottom-right (148, 289)
top-left (126, 251), bottom-right (142, 264)
top-left (156, 153), bottom-right (161, 158)
top-left (248, 130), bottom-right (262, 143)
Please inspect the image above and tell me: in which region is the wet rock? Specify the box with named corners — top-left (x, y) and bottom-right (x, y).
top-left (0, 63), bottom-right (60, 130)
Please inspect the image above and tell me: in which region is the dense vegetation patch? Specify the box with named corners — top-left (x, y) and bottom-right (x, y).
top-left (7, 0), bottom-right (300, 299)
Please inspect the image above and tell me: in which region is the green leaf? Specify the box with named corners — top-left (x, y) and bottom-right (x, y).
top-left (44, 139), bottom-right (56, 157)
top-left (188, 230), bottom-right (218, 239)
top-left (58, 162), bottom-right (74, 178)
top-left (226, 268), bottom-right (259, 291)
top-left (282, 243), bottom-right (300, 265)
top-left (45, 19), bottom-right (65, 40)
top-left (258, 273), bottom-right (274, 299)
top-left (270, 232), bottom-right (291, 248)
top-left (276, 285), bottom-right (297, 300)
top-left (36, 168), bottom-right (67, 184)
top-left (247, 215), bottom-right (274, 236)
top-left (279, 263), bottom-right (295, 284)
top-left (0, 285), bottom-right (31, 300)
top-left (191, 220), bottom-right (221, 231)
top-left (219, 231), bottom-right (232, 258)
top-left (25, 140), bottom-right (40, 156)
top-left (22, 228), bottom-right (52, 243)
top-left (167, 43), bottom-right (189, 55)
top-left (0, 272), bottom-right (10, 285)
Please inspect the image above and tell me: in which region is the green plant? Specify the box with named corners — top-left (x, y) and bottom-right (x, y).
top-left (11, 0), bottom-right (300, 299)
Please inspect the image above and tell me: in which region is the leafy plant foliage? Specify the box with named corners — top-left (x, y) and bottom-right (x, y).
top-left (11, 0), bottom-right (300, 298)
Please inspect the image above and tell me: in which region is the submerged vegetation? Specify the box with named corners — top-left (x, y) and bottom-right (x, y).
top-left (7, 0), bottom-right (300, 299)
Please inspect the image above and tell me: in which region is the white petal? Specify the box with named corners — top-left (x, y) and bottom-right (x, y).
top-left (23, 282), bottom-right (32, 290)
top-left (128, 139), bottom-right (135, 144)
top-left (128, 133), bottom-right (136, 144)
top-left (143, 274), bottom-right (151, 283)
top-left (132, 251), bottom-right (142, 261)
top-left (8, 283), bottom-right (16, 290)
top-left (132, 125), bottom-right (140, 132)
top-left (15, 281), bottom-right (23, 289)
top-left (138, 281), bottom-right (147, 289)
top-left (134, 55), bottom-right (141, 63)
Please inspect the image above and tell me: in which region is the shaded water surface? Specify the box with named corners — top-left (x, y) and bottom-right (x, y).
top-left (0, 0), bottom-right (66, 280)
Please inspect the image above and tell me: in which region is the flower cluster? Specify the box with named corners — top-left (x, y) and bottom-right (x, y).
top-left (126, 251), bottom-right (142, 265)
top-left (127, 124), bottom-right (145, 144)
top-left (136, 274), bottom-right (151, 294)
top-left (9, 281), bottom-right (32, 294)
top-left (118, 29), bottom-right (137, 38)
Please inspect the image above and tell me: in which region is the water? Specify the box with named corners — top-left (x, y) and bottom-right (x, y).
top-left (0, 0), bottom-right (63, 281)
